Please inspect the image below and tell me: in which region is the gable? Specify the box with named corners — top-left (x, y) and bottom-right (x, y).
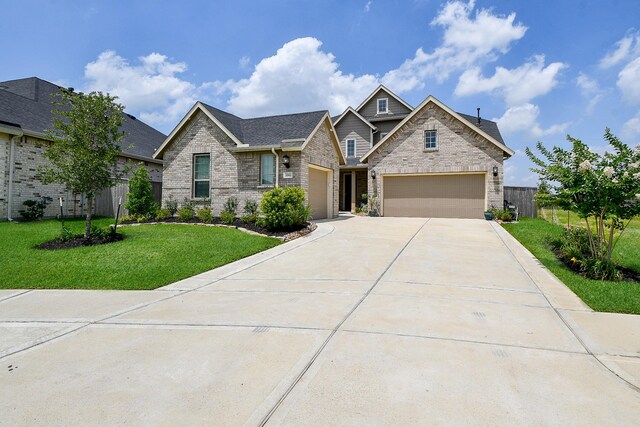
top-left (361, 96), bottom-right (514, 162)
top-left (356, 85), bottom-right (413, 119)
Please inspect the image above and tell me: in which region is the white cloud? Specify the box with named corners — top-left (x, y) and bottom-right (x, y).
top-left (239, 56), bottom-right (251, 69)
top-left (622, 112), bottom-right (640, 143)
top-left (600, 31), bottom-right (640, 69)
top-left (494, 103), bottom-right (569, 137)
top-left (382, 0), bottom-right (527, 90)
top-left (222, 37), bottom-right (379, 117)
top-left (364, 1), bottom-right (372, 12)
top-left (576, 72), bottom-right (603, 112)
top-left (84, 50), bottom-right (209, 127)
top-left (618, 57), bottom-right (640, 104)
top-left (454, 55), bottom-right (567, 106)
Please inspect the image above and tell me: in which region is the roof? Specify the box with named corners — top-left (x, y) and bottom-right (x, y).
top-left (154, 102), bottom-right (346, 165)
top-left (0, 77), bottom-right (166, 162)
top-left (332, 107), bottom-right (376, 130)
top-left (360, 95), bottom-right (514, 162)
top-left (202, 103), bottom-right (327, 147)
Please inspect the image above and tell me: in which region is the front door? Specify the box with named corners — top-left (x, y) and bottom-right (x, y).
top-left (343, 173), bottom-right (352, 211)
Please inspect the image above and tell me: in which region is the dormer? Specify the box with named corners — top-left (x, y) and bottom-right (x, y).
top-left (355, 84), bottom-right (413, 122)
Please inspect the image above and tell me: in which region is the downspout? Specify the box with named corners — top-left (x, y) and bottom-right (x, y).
top-left (7, 135), bottom-right (22, 221)
top-left (271, 148), bottom-right (279, 187)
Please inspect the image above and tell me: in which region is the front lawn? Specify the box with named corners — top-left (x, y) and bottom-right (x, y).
top-left (0, 218), bottom-right (281, 290)
top-left (503, 218), bottom-right (640, 314)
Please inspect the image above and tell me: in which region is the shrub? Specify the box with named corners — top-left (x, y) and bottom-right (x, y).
top-left (155, 208), bottom-right (172, 221)
top-left (20, 199), bottom-right (47, 220)
top-left (177, 207), bottom-right (195, 221)
top-left (181, 198), bottom-right (196, 211)
top-left (224, 197), bottom-right (239, 215)
top-left (220, 210), bottom-right (236, 225)
top-left (552, 227), bottom-right (622, 280)
top-left (196, 207), bottom-right (213, 223)
top-left (243, 199), bottom-right (259, 216)
top-left (241, 213), bottom-right (259, 224)
top-left (165, 196), bottom-right (178, 215)
top-left (125, 166), bottom-right (155, 216)
top-left (89, 225), bottom-right (110, 239)
top-left (260, 186), bottom-right (310, 230)
top-left (60, 226), bottom-right (75, 242)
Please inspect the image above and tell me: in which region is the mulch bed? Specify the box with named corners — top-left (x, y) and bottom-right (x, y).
top-left (36, 233), bottom-right (124, 250)
top-left (552, 248), bottom-right (640, 283)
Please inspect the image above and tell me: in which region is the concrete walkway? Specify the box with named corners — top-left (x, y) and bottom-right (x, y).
top-left (1, 216), bottom-right (638, 426)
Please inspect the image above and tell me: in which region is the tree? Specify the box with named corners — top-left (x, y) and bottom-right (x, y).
top-left (526, 129), bottom-right (640, 264)
top-left (125, 166), bottom-right (155, 216)
top-left (41, 89), bottom-right (126, 238)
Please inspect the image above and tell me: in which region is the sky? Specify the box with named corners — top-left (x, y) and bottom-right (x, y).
top-left (3, 0), bottom-right (640, 186)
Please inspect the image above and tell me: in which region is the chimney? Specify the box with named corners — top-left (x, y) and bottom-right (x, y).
top-left (476, 107), bottom-right (481, 125)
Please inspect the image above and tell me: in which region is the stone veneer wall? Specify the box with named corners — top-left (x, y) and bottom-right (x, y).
top-left (161, 111), bottom-right (340, 217)
top-left (0, 132), bottom-right (162, 220)
top-left (366, 103), bottom-right (504, 213)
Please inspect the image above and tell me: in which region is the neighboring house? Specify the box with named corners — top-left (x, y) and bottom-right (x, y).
top-left (153, 102), bottom-right (345, 219)
top-left (334, 85), bottom-right (514, 218)
top-left (0, 77), bottom-right (166, 220)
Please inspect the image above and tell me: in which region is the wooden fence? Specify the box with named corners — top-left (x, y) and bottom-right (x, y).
top-left (94, 181), bottom-right (162, 218)
top-left (504, 186), bottom-right (538, 218)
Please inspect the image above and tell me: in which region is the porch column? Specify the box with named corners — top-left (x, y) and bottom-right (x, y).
top-left (351, 171), bottom-right (356, 212)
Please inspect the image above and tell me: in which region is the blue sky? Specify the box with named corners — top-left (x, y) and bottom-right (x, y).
top-left (3, 0), bottom-right (640, 185)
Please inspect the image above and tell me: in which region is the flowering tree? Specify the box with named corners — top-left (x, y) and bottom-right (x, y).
top-left (526, 129), bottom-right (640, 265)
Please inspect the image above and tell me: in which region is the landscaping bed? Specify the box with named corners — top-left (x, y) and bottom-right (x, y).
top-left (503, 218), bottom-right (640, 314)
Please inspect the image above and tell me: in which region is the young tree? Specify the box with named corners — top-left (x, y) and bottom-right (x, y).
top-left (526, 129), bottom-right (640, 264)
top-left (125, 166), bottom-right (155, 216)
top-left (41, 89), bottom-right (126, 238)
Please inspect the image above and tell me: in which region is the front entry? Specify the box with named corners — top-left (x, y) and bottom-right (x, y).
top-left (343, 173), bottom-right (352, 211)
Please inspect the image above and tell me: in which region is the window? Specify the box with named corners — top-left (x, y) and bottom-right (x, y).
top-left (424, 130), bottom-right (438, 150)
top-left (193, 154), bottom-right (210, 198)
top-left (377, 98), bottom-right (388, 114)
top-left (346, 139), bottom-right (356, 157)
top-left (260, 153), bottom-right (276, 185)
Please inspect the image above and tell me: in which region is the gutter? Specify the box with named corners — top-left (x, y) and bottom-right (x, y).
top-left (271, 148), bottom-right (279, 187)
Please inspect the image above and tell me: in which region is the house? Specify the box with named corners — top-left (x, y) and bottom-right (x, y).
top-left (0, 77), bottom-right (166, 220)
top-left (153, 102), bottom-right (345, 219)
top-left (334, 85), bottom-right (514, 218)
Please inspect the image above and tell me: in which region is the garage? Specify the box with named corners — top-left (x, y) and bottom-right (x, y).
top-left (382, 173), bottom-right (486, 219)
top-left (308, 165), bottom-right (330, 220)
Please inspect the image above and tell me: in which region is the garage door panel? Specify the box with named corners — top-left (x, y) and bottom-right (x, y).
top-left (309, 167), bottom-right (328, 220)
top-left (383, 174), bottom-right (485, 219)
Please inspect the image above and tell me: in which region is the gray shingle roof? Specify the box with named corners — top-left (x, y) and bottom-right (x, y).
top-left (457, 112), bottom-right (505, 145)
top-left (201, 103), bottom-right (327, 147)
top-left (0, 77), bottom-right (166, 161)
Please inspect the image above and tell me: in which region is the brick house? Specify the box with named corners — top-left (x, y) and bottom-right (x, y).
top-left (0, 77), bottom-right (166, 220)
top-left (153, 102), bottom-right (345, 219)
top-left (334, 86), bottom-right (514, 218)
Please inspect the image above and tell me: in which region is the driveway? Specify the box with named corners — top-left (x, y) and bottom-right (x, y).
top-left (1, 216), bottom-right (639, 425)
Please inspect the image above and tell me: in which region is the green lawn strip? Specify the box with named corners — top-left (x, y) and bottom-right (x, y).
top-left (0, 218), bottom-right (281, 290)
top-left (502, 218), bottom-right (640, 314)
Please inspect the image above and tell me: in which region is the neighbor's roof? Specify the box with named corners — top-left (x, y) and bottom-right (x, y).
top-left (0, 77), bottom-right (166, 162)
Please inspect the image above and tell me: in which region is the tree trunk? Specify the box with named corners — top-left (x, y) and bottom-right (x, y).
top-left (85, 194), bottom-right (93, 239)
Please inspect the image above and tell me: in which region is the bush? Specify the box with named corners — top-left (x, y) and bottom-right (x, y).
top-left (165, 196), bottom-right (178, 215)
top-left (196, 207), bottom-right (213, 223)
top-left (89, 225), bottom-right (110, 239)
top-left (177, 207), bottom-right (195, 221)
top-left (220, 210), bottom-right (236, 225)
top-left (241, 213), bottom-right (259, 224)
top-left (260, 186), bottom-right (310, 230)
top-left (125, 166), bottom-right (155, 216)
top-left (224, 197), bottom-right (239, 215)
top-left (20, 199), bottom-right (47, 220)
top-left (155, 208), bottom-right (172, 221)
top-left (243, 199), bottom-right (259, 216)
top-left (552, 227), bottom-right (622, 280)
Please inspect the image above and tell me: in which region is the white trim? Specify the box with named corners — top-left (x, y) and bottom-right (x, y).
top-left (154, 102), bottom-right (247, 159)
top-left (355, 84), bottom-right (413, 113)
top-left (309, 164), bottom-right (333, 219)
top-left (377, 97), bottom-right (389, 114)
top-left (332, 107), bottom-right (376, 129)
top-left (192, 153), bottom-right (211, 199)
top-left (260, 153), bottom-right (277, 186)
top-left (423, 129), bottom-right (438, 150)
top-left (346, 138), bottom-right (356, 158)
top-left (360, 95), bottom-right (515, 162)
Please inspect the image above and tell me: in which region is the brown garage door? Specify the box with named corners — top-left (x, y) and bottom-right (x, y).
top-left (383, 174), bottom-right (485, 218)
top-left (308, 166), bottom-right (329, 220)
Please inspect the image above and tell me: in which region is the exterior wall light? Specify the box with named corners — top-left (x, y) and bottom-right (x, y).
top-left (371, 170), bottom-right (376, 179)
top-left (492, 166), bottom-right (499, 177)
top-left (282, 154), bottom-right (290, 168)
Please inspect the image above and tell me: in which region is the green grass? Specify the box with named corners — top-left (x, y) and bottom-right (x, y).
top-left (503, 217), bottom-right (640, 314)
top-left (0, 217), bottom-right (281, 290)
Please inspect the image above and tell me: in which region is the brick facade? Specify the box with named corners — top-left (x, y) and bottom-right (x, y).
top-left (160, 111), bottom-right (340, 217)
top-left (366, 102), bottom-right (504, 212)
top-left (0, 132), bottom-right (162, 220)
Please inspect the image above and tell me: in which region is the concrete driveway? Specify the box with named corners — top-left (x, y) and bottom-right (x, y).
top-left (1, 216), bottom-right (639, 425)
